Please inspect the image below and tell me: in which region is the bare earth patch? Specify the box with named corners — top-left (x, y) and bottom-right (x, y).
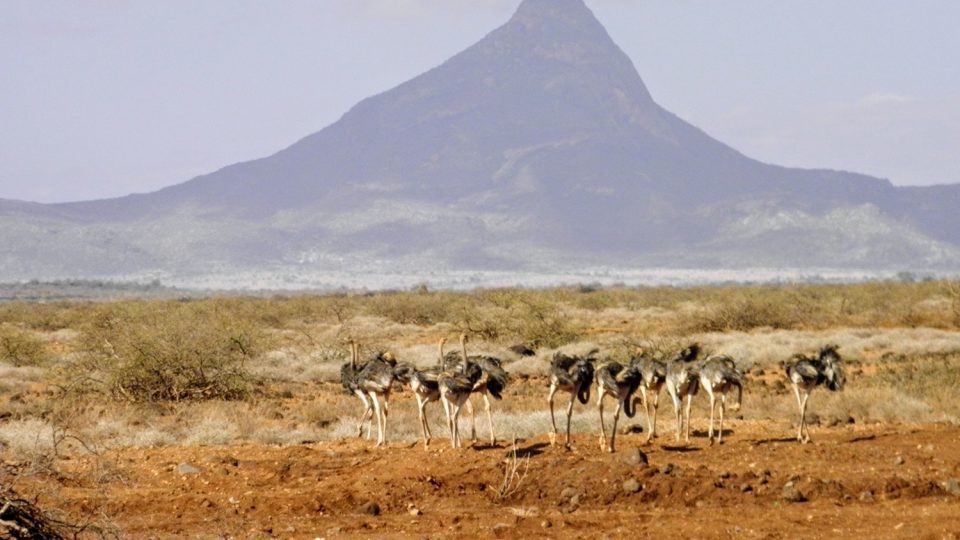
top-left (3, 397), bottom-right (959, 538)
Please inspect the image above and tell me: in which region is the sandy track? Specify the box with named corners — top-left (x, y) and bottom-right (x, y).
top-left (6, 418), bottom-right (960, 539)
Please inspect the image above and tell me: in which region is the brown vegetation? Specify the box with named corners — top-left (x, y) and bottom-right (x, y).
top-left (1, 280), bottom-right (959, 536)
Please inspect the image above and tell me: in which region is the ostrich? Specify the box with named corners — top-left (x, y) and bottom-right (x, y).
top-left (444, 335), bottom-right (509, 445)
top-left (437, 334), bottom-right (492, 448)
top-left (438, 334), bottom-right (484, 449)
top-left (631, 348), bottom-right (667, 443)
top-left (665, 343), bottom-right (702, 443)
top-left (339, 339), bottom-right (372, 438)
top-left (698, 355), bottom-right (744, 445)
top-left (547, 350), bottom-right (596, 448)
top-left (355, 346), bottom-right (401, 447)
top-left (595, 359), bottom-right (643, 453)
top-left (469, 352), bottom-right (509, 445)
top-left (398, 338), bottom-right (447, 449)
top-left (785, 345), bottom-right (845, 443)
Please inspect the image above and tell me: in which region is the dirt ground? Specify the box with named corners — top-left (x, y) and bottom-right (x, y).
top-left (4, 381), bottom-right (960, 540)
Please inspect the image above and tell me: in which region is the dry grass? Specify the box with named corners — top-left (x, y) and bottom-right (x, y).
top-left (0, 325), bottom-right (49, 367)
top-left (0, 280), bottom-right (959, 459)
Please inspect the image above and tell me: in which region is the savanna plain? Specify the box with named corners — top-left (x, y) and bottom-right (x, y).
top-left (2, 281), bottom-right (960, 539)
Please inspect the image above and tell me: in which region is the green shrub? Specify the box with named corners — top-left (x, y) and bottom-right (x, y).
top-left (458, 290), bottom-right (579, 348)
top-left (0, 301), bottom-right (83, 332)
top-left (690, 296), bottom-right (801, 333)
top-left (365, 292), bottom-right (460, 326)
top-left (947, 281), bottom-right (960, 328)
top-left (76, 302), bottom-right (268, 401)
top-left (0, 325), bottom-right (49, 366)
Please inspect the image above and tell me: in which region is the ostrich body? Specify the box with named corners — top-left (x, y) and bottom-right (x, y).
top-left (399, 338), bottom-right (447, 449)
top-left (547, 351), bottom-right (595, 447)
top-left (340, 340), bottom-right (372, 439)
top-left (785, 345), bottom-right (845, 443)
top-left (441, 341), bottom-right (508, 445)
top-left (665, 343), bottom-right (702, 443)
top-left (355, 348), bottom-right (401, 447)
top-left (595, 360), bottom-right (643, 453)
top-left (631, 350), bottom-right (667, 442)
top-left (698, 355), bottom-right (744, 445)
top-left (468, 353), bottom-right (509, 445)
top-left (438, 334), bottom-right (483, 449)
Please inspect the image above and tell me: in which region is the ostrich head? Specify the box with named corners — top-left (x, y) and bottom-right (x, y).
top-left (575, 358), bottom-right (595, 405)
top-left (675, 342), bottom-right (702, 363)
top-left (820, 345), bottom-right (845, 391)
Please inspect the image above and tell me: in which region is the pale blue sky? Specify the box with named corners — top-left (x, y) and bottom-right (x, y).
top-left (2, 0), bottom-right (958, 203)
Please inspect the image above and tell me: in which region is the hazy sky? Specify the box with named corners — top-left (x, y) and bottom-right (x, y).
top-left (2, 0), bottom-right (958, 203)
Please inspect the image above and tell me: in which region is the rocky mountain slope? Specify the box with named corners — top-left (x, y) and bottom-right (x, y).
top-left (2, 0), bottom-right (958, 281)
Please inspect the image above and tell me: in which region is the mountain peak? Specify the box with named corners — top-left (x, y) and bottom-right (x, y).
top-left (510, 0), bottom-right (605, 35)
top-left (514, 0), bottom-right (592, 18)
top-left (4, 0), bottom-right (956, 281)
top-left (477, 0), bottom-right (644, 85)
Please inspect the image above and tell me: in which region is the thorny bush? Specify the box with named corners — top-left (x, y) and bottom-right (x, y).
top-left (75, 301), bottom-right (268, 402)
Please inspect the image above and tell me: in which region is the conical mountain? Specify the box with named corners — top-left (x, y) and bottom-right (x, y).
top-left (141, 0), bottom-right (679, 210)
top-left (2, 0), bottom-right (959, 281)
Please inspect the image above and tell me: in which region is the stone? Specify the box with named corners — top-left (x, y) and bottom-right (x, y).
top-left (177, 462), bottom-right (201, 475)
top-left (620, 448), bottom-right (648, 467)
top-left (660, 463), bottom-right (675, 475)
top-left (859, 490), bottom-right (875, 502)
top-left (359, 501), bottom-right (381, 516)
top-left (541, 519), bottom-right (552, 529)
top-left (944, 478), bottom-right (960, 496)
top-left (740, 484), bottom-right (753, 493)
top-left (782, 482), bottom-right (806, 503)
top-left (207, 455), bottom-right (240, 467)
top-left (560, 487), bottom-right (579, 500)
top-left (894, 455), bottom-right (905, 466)
top-left (622, 478), bottom-right (642, 494)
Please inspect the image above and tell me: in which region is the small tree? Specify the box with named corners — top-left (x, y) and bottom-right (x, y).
top-left (78, 303), bottom-right (266, 401)
top-left (0, 325), bottom-right (48, 367)
top-left (946, 280), bottom-right (960, 328)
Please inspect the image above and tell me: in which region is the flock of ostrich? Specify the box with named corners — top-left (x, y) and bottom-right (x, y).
top-left (340, 334), bottom-right (846, 452)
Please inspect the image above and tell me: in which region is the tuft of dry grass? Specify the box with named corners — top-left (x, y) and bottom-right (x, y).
top-left (0, 419), bottom-right (56, 459)
top-left (0, 280), bottom-right (958, 456)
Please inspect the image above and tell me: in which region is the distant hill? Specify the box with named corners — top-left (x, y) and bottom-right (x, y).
top-left (2, 0), bottom-right (959, 283)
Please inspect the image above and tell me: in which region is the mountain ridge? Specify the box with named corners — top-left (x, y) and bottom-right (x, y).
top-left (2, 0), bottom-right (959, 281)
